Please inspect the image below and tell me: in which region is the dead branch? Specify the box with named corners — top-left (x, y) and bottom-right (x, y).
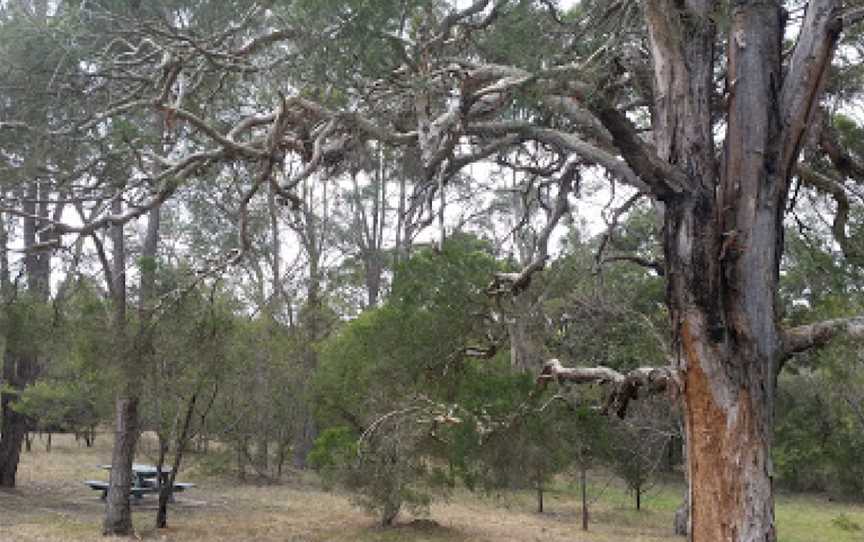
top-left (781, 315), bottom-right (864, 361)
top-left (537, 358), bottom-right (676, 418)
top-left (487, 161), bottom-right (576, 296)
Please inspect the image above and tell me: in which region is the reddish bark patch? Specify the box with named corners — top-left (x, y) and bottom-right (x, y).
top-left (681, 320), bottom-right (773, 541)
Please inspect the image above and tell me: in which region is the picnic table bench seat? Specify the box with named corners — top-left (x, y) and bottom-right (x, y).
top-left (84, 480), bottom-right (195, 500)
top-left (84, 480), bottom-right (109, 498)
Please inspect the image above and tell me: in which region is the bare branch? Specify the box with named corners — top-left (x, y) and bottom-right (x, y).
top-left (168, 106), bottom-right (267, 159)
top-left (600, 254), bottom-right (666, 276)
top-left (487, 162), bottom-right (576, 296)
top-left (583, 97), bottom-right (689, 199)
top-left (232, 28), bottom-right (299, 57)
top-left (795, 165), bottom-right (858, 261)
top-left (780, 0), bottom-right (842, 178)
top-left (781, 315), bottom-right (864, 360)
top-left (466, 121), bottom-right (648, 192)
top-left (537, 359), bottom-right (676, 418)
top-left (594, 191), bottom-right (645, 272)
top-left (840, 6), bottom-right (864, 27)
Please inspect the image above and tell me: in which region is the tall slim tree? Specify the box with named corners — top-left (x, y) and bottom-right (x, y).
top-left (102, 181), bottom-right (137, 535)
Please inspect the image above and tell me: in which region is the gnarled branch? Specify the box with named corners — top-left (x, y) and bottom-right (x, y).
top-left (781, 315), bottom-right (864, 361)
top-left (537, 358), bottom-right (676, 418)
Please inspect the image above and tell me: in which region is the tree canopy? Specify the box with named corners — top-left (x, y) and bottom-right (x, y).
top-left (2, 1), bottom-right (864, 540)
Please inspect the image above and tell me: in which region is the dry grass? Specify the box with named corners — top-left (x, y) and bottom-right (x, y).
top-left (2, 433), bottom-right (863, 541)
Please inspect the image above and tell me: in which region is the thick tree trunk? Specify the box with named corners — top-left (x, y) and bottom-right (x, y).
top-left (103, 396), bottom-right (140, 535)
top-left (508, 302), bottom-right (544, 373)
top-left (640, 2), bottom-right (793, 540)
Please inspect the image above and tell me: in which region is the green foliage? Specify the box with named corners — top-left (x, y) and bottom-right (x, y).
top-left (314, 421), bottom-right (435, 526)
top-left (316, 234), bottom-right (501, 427)
top-left (472, 1), bottom-right (566, 71)
top-left (541, 219), bottom-right (668, 371)
top-left (474, 400), bottom-right (606, 496)
top-left (780, 227), bottom-right (863, 316)
top-left (603, 399), bottom-right (674, 509)
top-left (771, 216), bottom-right (864, 497)
top-left (281, 0), bottom-right (439, 93)
top-left (775, 339), bottom-right (864, 496)
top-left (13, 380), bottom-right (99, 432)
top-left (309, 426), bottom-right (359, 473)
top-left (1, 294), bottom-right (55, 360)
top-left (313, 234), bottom-right (505, 521)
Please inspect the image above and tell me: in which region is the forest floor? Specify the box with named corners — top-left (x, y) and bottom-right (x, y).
top-left (1, 433), bottom-right (863, 542)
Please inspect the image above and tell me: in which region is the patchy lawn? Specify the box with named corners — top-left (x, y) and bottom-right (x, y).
top-left (1, 433), bottom-right (862, 541)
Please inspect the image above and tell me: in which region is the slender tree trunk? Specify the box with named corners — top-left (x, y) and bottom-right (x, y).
top-left (0, 355), bottom-right (27, 486)
top-left (395, 175), bottom-right (408, 264)
top-left (156, 391), bottom-right (197, 529)
top-left (0, 180), bottom-right (46, 487)
top-left (103, 188), bottom-right (137, 535)
top-left (580, 463), bottom-right (588, 531)
top-left (0, 207), bottom-right (9, 296)
top-left (237, 436), bottom-right (248, 481)
top-left (674, 426), bottom-right (689, 536)
top-left (0, 210), bottom-right (23, 485)
top-left (674, 492), bottom-right (689, 536)
top-left (536, 482), bottom-right (543, 514)
top-left (292, 181), bottom-right (326, 469)
top-left (276, 436), bottom-right (288, 478)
